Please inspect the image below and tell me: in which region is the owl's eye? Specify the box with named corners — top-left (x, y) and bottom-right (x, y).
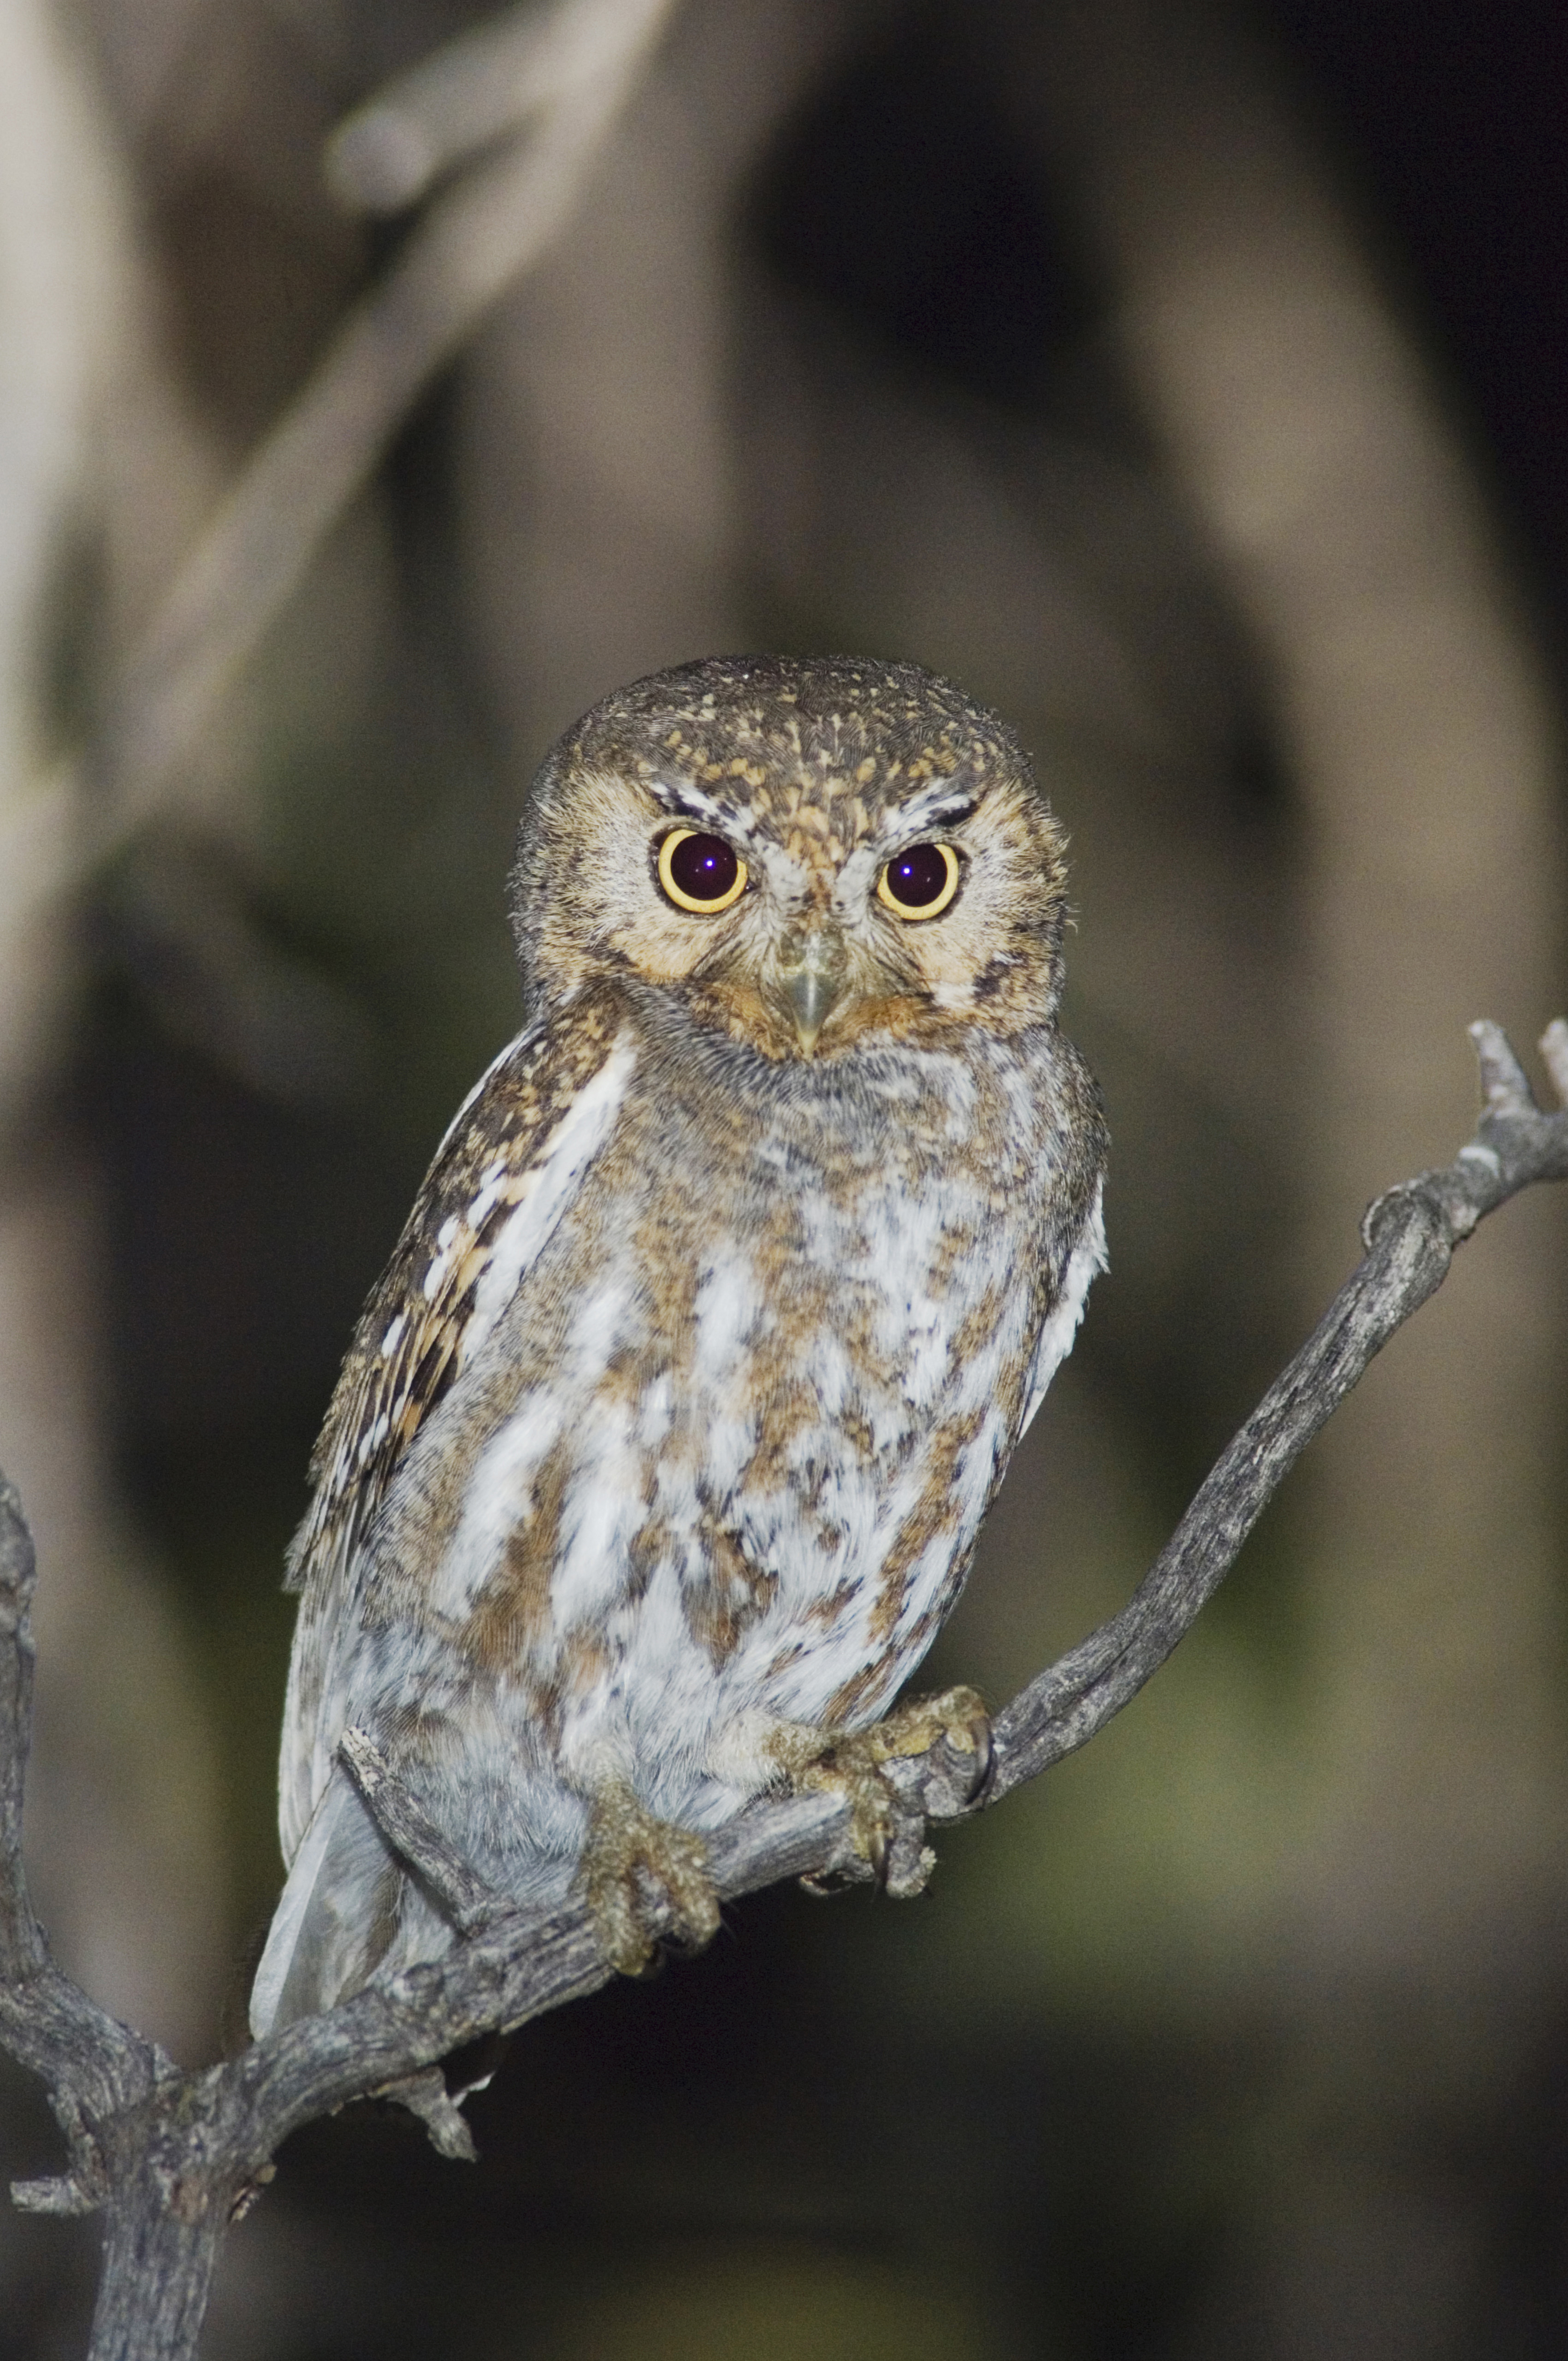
top-left (876, 841), bottom-right (961, 919)
top-left (657, 828), bottom-right (748, 914)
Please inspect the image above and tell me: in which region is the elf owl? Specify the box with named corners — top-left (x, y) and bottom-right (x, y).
top-left (250, 654), bottom-right (1106, 2037)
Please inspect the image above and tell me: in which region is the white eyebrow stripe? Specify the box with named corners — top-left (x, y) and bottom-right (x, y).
top-left (650, 782), bottom-right (765, 842)
top-left (647, 769), bottom-right (983, 855)
top-left (874, 781), bottom-right (981, 837)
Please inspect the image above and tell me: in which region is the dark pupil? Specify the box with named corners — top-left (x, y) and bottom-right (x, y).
top-left (888, 843), bottom-right (949, 908)
top-left (669, 832), bottom-right (738, 901)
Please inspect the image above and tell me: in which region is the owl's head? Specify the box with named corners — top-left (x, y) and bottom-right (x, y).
top-left (510, 656), bottom-right (1072, 1061)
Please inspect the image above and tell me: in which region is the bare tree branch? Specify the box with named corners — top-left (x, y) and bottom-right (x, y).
top-left (0, 1018), bottom-right (1562, 2358)
top-left (0, 1478), bottom-right (170, 2223)
top-left (338, 1726), bottom-right (498, 1934)
top-left (325, 0), bottom-right (670, 215)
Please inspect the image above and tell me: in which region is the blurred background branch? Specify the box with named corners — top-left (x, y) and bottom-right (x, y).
top-left (101, 0), bottom-right (682, 860)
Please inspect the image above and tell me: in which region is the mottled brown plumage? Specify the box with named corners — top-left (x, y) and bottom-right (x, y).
top-left (252, 655), bottom-right (1106, 2031)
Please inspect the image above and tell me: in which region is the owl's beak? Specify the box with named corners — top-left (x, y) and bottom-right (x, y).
top-left (777, 926), bottom-right (847, 1055)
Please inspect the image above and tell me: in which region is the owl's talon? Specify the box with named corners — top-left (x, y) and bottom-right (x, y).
top-left (798, 1863), bottom-right (864, 1899)
top-left (886, 1684), bottom-right (994, 1811)
top-left (772, 1685), bottom-right (991, 1898)
top-left (580, 1780), bottom-right (720, 1976)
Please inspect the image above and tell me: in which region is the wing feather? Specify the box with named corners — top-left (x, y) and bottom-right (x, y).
top-left (289, 999), bottom-right (633, 1595)
top-left (1018, 1177), bottom-right (1106, 1438)
top-left (277, 995), bottom-right (636, 1859)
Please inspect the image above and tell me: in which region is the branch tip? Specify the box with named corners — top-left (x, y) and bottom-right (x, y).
top-left (377, 2069), bottom-right (479, 2161)
top-left (11, 2173), bottom-right (96, 2217)
top-left (1539, 1017), bottom-right (1568, 1108)
top-left (325, 111), bottom-right (437, 214)
top-left (1468, 1019), bottom-right (1536, 1116)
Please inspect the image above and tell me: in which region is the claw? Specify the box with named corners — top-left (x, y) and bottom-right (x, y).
top-left (864, 1813), bottom-right (890, 1891)
top-left (798, 1863), bottom-right (869, 1899)
top-left (964, 1709), bottom-right (994, 1803)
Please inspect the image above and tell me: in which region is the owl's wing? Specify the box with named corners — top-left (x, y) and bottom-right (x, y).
top-left (292, 1008), bottom-right (633, 1596)
top-left (1018, 1177), bottom-right (1107, 1438)
top-left (252, 1000), bottom-right (637, 2037)
top-left (278, 998), bottom-right (638, 1850)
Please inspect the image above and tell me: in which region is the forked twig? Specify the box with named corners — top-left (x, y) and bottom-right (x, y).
top-left (0, 1019), bottom-right (1562, 2359)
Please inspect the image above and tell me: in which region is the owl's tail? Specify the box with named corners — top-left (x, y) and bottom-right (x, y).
top-left (248, 1770), bottom-right (452, 2037)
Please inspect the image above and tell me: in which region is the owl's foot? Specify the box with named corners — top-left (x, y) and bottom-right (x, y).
top-left (580, 1780), bottom-right (721, 1976)
top-left (772, 1685), bottom-right (993, 1900)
